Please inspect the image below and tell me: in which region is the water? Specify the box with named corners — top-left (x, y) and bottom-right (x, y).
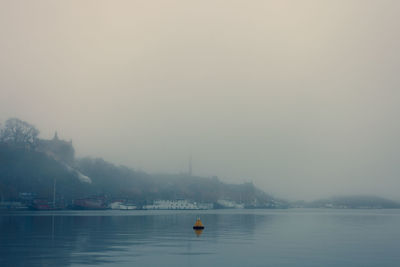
top-left (1, 209), bottom-right (400, 267)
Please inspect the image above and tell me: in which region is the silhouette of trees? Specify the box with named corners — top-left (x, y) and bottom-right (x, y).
top-left (0, 118), bottom-right (39, 148)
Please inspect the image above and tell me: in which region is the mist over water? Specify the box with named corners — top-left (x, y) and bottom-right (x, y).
top-left (1, 1), bottom-right (400, 200)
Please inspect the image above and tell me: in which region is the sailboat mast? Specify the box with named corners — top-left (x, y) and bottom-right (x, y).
top-left (53, 177), bottom-right (56, 208)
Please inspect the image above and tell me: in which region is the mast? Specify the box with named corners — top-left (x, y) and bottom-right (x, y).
top-left (188, 155), bottom-right (192, 176)
top-left (53, 177), bottom-right (56, 208)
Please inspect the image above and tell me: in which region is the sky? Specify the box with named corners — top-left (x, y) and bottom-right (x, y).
top-left (1, 0), bottom-right (400, 200)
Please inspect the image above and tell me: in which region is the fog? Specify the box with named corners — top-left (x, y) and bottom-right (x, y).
top-left (1, 0), bottom-right (400, 200)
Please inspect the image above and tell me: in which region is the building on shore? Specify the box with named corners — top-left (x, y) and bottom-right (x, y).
top-left (143, 199), bottom-right (212, 210)
top-left (217, 199), bottom-right (245, 209)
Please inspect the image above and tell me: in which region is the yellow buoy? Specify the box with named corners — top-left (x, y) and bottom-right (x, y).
top-left (193, 217), bottom-right (204, 230)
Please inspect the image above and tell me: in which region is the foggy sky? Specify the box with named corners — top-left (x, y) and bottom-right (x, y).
top-left (1, 0), bottom-right (400, 200)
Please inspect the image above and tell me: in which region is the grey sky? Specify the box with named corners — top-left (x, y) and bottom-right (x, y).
top-left (1, 0), bottom-right (400, 200)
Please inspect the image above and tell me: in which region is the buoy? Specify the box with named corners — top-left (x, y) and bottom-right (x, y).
top-left (193, 217), bottom-right (205, 230)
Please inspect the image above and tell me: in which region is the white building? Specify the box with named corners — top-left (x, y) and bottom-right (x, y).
top-left (197, 202), bottom-right (214, 210)
top-left (144, 199), bottom-right (199, 210)
top-left (217, 199), bottom-right (245, 209)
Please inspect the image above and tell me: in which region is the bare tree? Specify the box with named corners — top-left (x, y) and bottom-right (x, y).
top-left (0, 118), bottom-right (40, 148)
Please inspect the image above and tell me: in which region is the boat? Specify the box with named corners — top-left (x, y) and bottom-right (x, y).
top-left (110, 201), bottom-right (137, 210)
top-left (73, 196), bottom-right (108, 210)
top-left (30, 177), bottom-right (64, 210)
top-left (30, 199), bottom-right (64, 210)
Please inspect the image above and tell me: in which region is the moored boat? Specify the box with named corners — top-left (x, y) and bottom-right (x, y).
top-left (73, 197), bottom-right (108, 210)
top-left (30, 199), bottom-right (64, 210)
top-left (110, 201), bottom-right (137, 210)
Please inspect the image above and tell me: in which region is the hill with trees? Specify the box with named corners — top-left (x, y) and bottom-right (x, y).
top-left (0, 118), bottom-right (286, 208)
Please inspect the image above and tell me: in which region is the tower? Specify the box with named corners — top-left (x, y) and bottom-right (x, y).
top-left (188, 155), bottom-right (192, 176)
top-left (53, 131), bottom-right (59, 141)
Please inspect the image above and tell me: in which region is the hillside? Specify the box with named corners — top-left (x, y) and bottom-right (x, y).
top-left (0, 118), bottom-right (286, 208)
top-left (0, 143), bottom-right (91, 201)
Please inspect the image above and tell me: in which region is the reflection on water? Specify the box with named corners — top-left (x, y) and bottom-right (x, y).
top-left (0, 210), bottom-right (262, 267)
top-left (1, 209), bottom-right (400, 267)
top-left (193, 229), bottom-right (203, 237)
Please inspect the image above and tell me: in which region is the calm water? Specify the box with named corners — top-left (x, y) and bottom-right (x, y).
top-left (1, 209), bottom-right (400, 267)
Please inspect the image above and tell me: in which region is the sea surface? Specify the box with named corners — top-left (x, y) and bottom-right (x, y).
top-left (1, 209), bottom-right (400, 267)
